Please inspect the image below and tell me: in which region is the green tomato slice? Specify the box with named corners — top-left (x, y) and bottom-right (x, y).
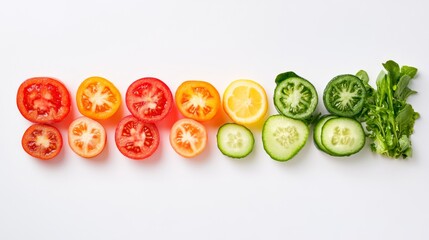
top-left (323, 74), bottom-right (366, 117)
top-left (274, 72), bottom-right (318, 120)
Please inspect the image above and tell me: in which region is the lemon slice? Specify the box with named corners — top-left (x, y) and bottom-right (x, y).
top-left (223, 79), bottom-right (268, 125)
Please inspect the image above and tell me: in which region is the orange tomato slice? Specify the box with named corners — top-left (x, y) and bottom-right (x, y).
top-left (76, 76), bottom-right (121, 120)
top-left (175, 81), bottom-right (220, 121)
top-left (68, 117), bottom-right (106, 158)
top-left (170, 118), bottom-right (207, 158)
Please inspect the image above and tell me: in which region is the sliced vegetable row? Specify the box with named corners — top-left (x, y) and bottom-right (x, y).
top-left (265, 60), bottom-right (419, 161)
top-left (16, 76), bottom-right (265, 160)
top-left (265, 71), bottom-right (367, 161)
top-left (17, 60), bottom-right (419, 161)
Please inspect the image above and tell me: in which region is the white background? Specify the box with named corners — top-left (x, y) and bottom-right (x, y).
top-left (1, 0), bottom-right (428, 239)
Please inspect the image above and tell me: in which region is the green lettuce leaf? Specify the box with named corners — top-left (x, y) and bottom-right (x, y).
top-left (361, 60), bottom-right (419, 159)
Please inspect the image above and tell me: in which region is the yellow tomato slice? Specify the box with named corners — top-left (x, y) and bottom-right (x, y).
top-left (76, 76), bottom-right (121, 120)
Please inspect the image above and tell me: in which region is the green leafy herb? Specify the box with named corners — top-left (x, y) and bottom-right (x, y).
top-left (358, 60), bottom-right (419, 158)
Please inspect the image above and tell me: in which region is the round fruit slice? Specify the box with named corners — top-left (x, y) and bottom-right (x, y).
top-left (170, 118), bottom-right (207, 158)
top-left (126, 77), bottom-right (173, 122)
top-left (76, 76), bottom-right (121, 120)
top-left (175, 81), bottom-right (220, 121)
top-left (323, 74), bottom-right (366, 117)
top-left (22, 124), bottom-right (63, 160)
top-left (274, 72), bottom-right (318, 120)
top-left (68, 117), bottom-right (106, 158)
top-left (262, 115), bottom-right (309, 161)
top-left (17, 77), bottom-right (71, 123)
top-left (223, 79), bottom-right (268, 125)
top-left (115, 115), bottom-right (160, 160)
top-left (217, 123), bottom-right (254, 158)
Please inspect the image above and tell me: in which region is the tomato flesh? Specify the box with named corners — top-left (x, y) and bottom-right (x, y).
top-left (22, 124), bottom-right (63, 160)
top-left (170, 118), bottom-right (207, 158)
top-left (17, 77), bottom-right (70, 123)
top-left (115, 115), bottom-right (160, 160)
top-left (274, 75), bottom-right (318, 120)
top-left (68, 117), bottom-right (106, 158)
top-left (76, 76), bottom-right (121, 119)
top-left (323, 75), bottom-right (366, 117)
top-left (126, 78), bottom-right (173, 122)
top-left (176, 81), bottom-right (220, 121)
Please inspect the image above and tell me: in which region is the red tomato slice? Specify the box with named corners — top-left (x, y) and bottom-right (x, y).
top-left (115, 115), bottom-right (160, 160)
top-left (170, 118), bottom-right (207, 158)
top-left (126, 77), bottom-right (173, 122)
top-left (17, 77), bottom-right (71, 123)
top-left (68, 117), bottom-right (106, 158)
top-left (21, 124), bottom-right (63, 160)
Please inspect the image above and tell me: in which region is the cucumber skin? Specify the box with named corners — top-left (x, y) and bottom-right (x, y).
top-left (320, 117), bottom-right (366, 157)
top-left (262, 115), bottom-right (309, 162)
top-left (323, 74), bottom-right (366, 117)
top-left (217, 123), bottom-right (254, 159)
top-left (313, 115), bottom-right (341, 156)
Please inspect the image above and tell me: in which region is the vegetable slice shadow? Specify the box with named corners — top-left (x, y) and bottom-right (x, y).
top-left (97, 103), bottom-right (125, 128)
top-left (81, 139), bottom-right (110, 164)
top-left (128, 138), bottom-right (164, 166)
top-left (55, 104), bottom-right (78, 130)
top-left (157, 105), bottom-right (180, 130)
top-left (272, 130), bottom-right (313, 168)
top-left (327, 148), bottom-right (371, 165)
top-left (224, 130), bottom-right (260, 166)
top-left (205, 106), bottom-right (229, 128)
top-left (32, 141), bottom-right (66, 167)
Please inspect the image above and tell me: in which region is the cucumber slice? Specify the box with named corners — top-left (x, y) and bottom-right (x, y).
top-left (274, 72), bottom-right (318, 120)
top-left (262, 115), bottom-right (309, 161)
top-left (323, 74), bottom-right (366, 117)
top-left (313, 115), bottom-right (338, 155)
top-left (321, 117), bottom-right (365, 156)
top-left (217, 123), bottom-right (254, 158)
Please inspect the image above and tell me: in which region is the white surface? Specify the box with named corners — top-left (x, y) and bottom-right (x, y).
top-left (1, 0), bottom-right (428, 239)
